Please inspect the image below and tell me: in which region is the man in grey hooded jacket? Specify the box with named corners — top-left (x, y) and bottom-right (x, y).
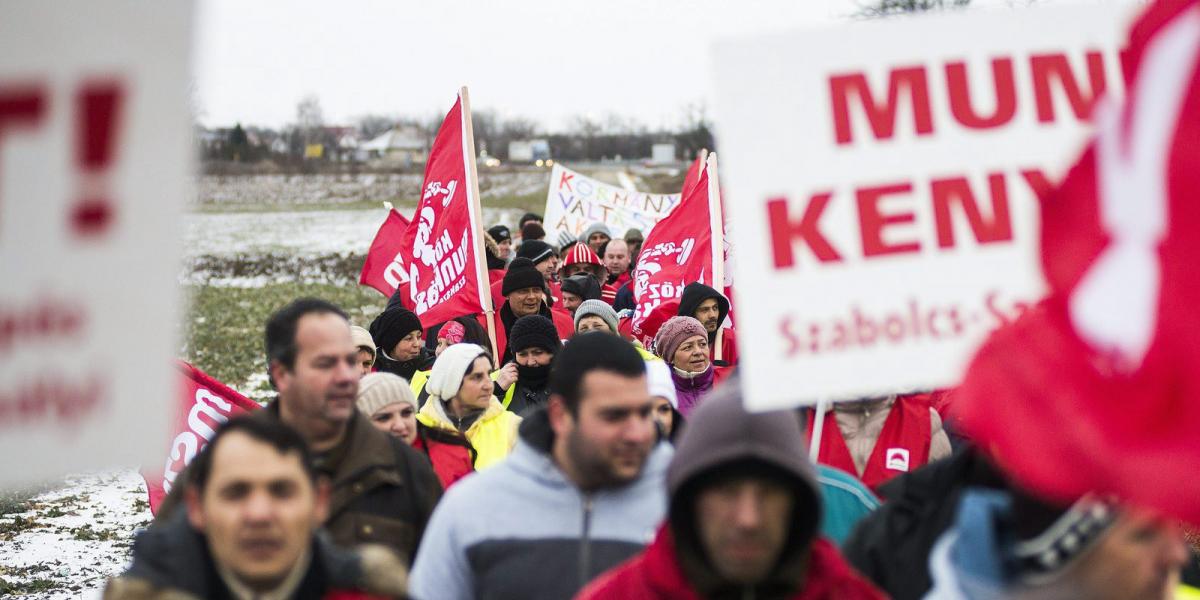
top-left (408, 332), bottom-right (672, 600)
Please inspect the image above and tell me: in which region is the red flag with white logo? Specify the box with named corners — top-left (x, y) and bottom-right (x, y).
top-left (681, 151), bottom-right (706, 198)
top-left (359, 208), bottom-right (412, 296)
top-left (631, 154), bottom-right (725, 348)
top-left (396, 91), bottom-right (493, 327)
top-left (955, 0), bottom-right (1200, 522)
top-left (142, 361), bottom-right (261, 514)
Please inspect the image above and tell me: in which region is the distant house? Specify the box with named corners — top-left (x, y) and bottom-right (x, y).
top-left (361, 125), bottom-right (427, 167)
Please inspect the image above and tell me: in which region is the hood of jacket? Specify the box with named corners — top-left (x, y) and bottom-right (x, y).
top-left (665, 375), bottom-right (823, 597)
top-left (418, 392), bottom-right (507, 436)
top-left (677, 282), bottom-right (730, 342)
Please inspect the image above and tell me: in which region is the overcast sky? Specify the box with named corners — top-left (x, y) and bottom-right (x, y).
top-left (193, 0), bottom-right (1064, 132)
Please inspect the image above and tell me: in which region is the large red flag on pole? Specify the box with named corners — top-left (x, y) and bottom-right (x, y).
top-left (396, 88), bottom-right (497, 356)
top-left (142, 361), bottom-right (261, 514)
top-left (358, 207), bottom-right (412, 296)
top-left (631, 152), bottom-right (725, 349)
top-left (955, 0), bottom-right (1200, 523)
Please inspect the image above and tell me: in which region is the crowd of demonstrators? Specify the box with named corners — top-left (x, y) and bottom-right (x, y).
top-left (409, 333), bottom-right (672, 600)
top-left (105, 418), bottom-right (409, 599)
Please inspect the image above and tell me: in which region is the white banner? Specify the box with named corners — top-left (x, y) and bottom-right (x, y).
top-left (0, 1), bottom-right (194, 484)
top-left (712, 3), bottom-right (1135, 410)
top-left (544, 164), bottom-right (680, 242)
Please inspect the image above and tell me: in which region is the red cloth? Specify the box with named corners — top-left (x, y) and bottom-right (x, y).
top-left (601, 283), bottom-right (618, 305)
top-left (608, 271), bottom-right (631, 289)
top-left (487, 268), bottom-right (505, 286)
top-left (358, 209), bottom-right (412, 296)
top-left (712, 327), bottom-right (739, 366)
top-left (576, 527), bottom-right (884, 600)
top-left (955, 0), bottom-right (1200, 521)
top-left (805, 396), bottom-right (931, 492)
top-left (412, 434), bottom-right (473, 490)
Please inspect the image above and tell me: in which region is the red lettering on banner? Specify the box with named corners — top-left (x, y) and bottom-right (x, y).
top-left (767, 194), bottom-right (843, 268)
top-left (0, 85), bottom-right (49, 221)
top-left (1030, 51), bottom-right (1107, 123)
top-left (73, 81), bottom-right (123, 237)
top-left (931, 173), bottom-right (1013, 248)
top-left (857, 183), bottom-right (919, 257)
top-left (559, 170), bottom-right (575, 192)
top-left (946, 58), bottom-right (1017, 129)
top-left (830, 67), bottom-right (933, 145)
top-left (1019, 168), bottom-right (1055, 201)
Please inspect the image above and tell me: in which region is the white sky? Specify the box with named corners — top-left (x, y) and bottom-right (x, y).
top-left (193, 0), bottom-right (1062, 132)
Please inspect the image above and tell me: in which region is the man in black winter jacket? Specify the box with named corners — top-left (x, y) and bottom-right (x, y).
top-left (676, 282), bottom-right (738, 365)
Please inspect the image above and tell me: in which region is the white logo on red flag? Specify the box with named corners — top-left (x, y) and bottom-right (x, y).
top-left (141, 362), bottom-right (261, 514)
top-left (359, 208), bottom-right (413, 296)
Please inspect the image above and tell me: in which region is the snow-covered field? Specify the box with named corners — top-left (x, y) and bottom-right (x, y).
top-left (0, 470), bottom-right (151, 598)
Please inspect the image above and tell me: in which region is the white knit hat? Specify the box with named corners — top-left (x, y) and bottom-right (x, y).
top-left (356, 372), bottom-right (415, 417)
top-left (427, 343), bottom-right (489, 402)
top-left (350, 325), bottom-right (376, 357)
top-left (645, 360), bottom-right (678, 409)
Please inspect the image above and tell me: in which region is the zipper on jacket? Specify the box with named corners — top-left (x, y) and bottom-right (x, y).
top-left (579, 493), bottom-right (594, 589)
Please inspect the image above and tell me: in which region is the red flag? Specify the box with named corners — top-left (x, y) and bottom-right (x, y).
top-left (396, 93), bottom-right (492, 326)
top-left (359, 208), bottom-right (412, 296)
top-left (631, 163), bottom-right (718, 347)
top-left (142, 361), bottom-right (261, 514)
top-left (680, 151), bottom-right (706, 198)
top-left (956, 0), bottom-right (1200, 522)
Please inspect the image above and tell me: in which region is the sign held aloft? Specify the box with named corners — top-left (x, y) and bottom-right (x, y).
top-left (711, 3), bottom-right (1134, 410)
top-left (543, 164), bottom-right (680, 242)
top-left (0, 1), bottom-right (193, 484)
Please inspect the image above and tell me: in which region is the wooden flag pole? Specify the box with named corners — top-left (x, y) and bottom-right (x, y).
top-left (459, 86), bottom-right (500, 363)
top-left (808, 400), bottom-right (828, 462)
top-left (707, 152), bottom-right (726, 362)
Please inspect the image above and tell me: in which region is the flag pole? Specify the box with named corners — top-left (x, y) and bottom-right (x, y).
top-left (459, 86), bottom-right (500, 362)
top-left (809, 400), bottom-right (828, 462)
top-left (707, 152), bottom-right (725, 362)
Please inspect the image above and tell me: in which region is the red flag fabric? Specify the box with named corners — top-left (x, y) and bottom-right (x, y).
top-left (956, 0), bottom-right (1200, 522)
top-left (680, 152), bottom-right (705, 198)
top-left (142, 361), bottom-right (261, 514)
top-left (631, 165), bottom-right (717, 347)
top-left (358, 208), bottom-right (412, 296)
top-left (396, 95), bottom-right (490, 325)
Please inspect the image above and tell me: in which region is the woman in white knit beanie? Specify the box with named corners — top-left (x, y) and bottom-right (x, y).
top-left (416, 344), bottom-right (522, 469)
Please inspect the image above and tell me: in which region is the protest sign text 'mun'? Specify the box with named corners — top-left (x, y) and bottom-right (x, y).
top-left (712, 3), bottom-right (1135, 410)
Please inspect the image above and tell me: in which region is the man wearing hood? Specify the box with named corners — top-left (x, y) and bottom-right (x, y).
top-left (577, 376), bottom-right (884, 600)
top-left (369, 303), bottom-right (436, 381)
top-left (409, 333), bottom-right (671, 600)
top-left (677, 282), bottom-right (739, 366)
top-left (480, 257), bottom-right (573, 365)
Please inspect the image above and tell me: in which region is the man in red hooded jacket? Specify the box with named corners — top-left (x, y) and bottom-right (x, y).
top-left (577, 376), bottom-right (884, 600)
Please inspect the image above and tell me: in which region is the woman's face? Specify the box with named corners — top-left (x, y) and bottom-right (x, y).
top-left (356, 348), bottom-right (375, 377)
top-left (454, 356), bottom-right (495, 411)
top-left (672, 335), bottom-right (710, 373)
top-left (576, 315), bottom-right (611, 334)
top-left (435, 337), bottom-right (451, 357)
top-left (391, 330), bottom-right (423, 362)
top-left (369, 402), bottom-right (417, 445)
top-left (652, 396), bottom-right (674, 437)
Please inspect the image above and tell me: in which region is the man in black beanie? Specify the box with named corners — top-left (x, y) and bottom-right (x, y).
top-left (515, 239), bottom-right (559, 284)
top-left (560, 274), bottom-right (602, 318)
top-left (483, 258), bottom-right (573, 364)
top-left (369, 304), bottom-right (435, 380)
top-left (494, 315), bottom-right (561, 416)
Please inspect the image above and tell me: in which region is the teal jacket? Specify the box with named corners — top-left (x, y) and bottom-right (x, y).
top-left (818, 464), bottom-right (880, 546)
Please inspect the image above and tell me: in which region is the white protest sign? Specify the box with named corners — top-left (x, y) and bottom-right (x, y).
top-left (0, 1), bottom-right (194, 484)
top-left (544, 164), bottom-right (680, 241)
top-left (711, 3), bottom-right (1135, 410)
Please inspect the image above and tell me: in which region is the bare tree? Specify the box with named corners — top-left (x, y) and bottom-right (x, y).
top-left (855, 0), bottom-right (970, 18)
top-left (355, 114), bottom-right (397, 139)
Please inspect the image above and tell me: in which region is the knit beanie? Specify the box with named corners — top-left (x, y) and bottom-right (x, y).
top-left (503, 257), bottom-right (548, 296)
top-left (517, 240), bottom-right (555, 265)
top-left (369, 305), bottom-right (423, 357)
top-left (574, 299), bottom-right (619, 333)
top-left (356, 372), bottom-right (416, 417)
top-left (438, 320), bottom-right (466, 345)
top-left (579, 222), bottom-right (611, 243)
top-left (646, 360), bottom-right (678, 409)
top-left (624, 228), bottom-right (644, 244)
top-left (510, 315), bottom-right (561, 354)
top-left (350, 325), bottom-right (376, 357)
top-left (487, 224), bottom-right (512, 244)
top-left (427, 343), bottom-right (489, 402)
top-left (563, 242), bottom-right (604, 268)
top-left (654, 316), bottom-right (708, 364)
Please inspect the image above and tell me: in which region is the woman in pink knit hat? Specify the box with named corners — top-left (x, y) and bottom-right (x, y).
top-left (653, 315), bottom-right (732, 417)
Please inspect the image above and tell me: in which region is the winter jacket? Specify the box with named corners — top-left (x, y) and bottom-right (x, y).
top-left (817, 465), bottom-right (881, 547)
top-left (670, 364), bottom-right (732, 417)
top-left (375, 346), bottom-right (436, 381)
top-left (575, 528), bottom-right (883, 600)
top-left (676, 282), bottom-right (739, 365)
top-left (579, 374), bottom-right (883, 600)
top-left (806, 395), bottom-right (952, 491)
top-left (842, 446), bottom-right (1005, 600)
top-left (105, 509), bottom-right (408, 600)
top-left (613, 281), bottom-right (635, 312)
top-left (413, 422), bottom-right (475, 490)
top-left (416, 394), bottom-right (520, 470)
top-left (479, 301), bottom-right (573, 364)
top-left (408, 409), bottom-right (672, 600)
top-left (154, 404), bottom-right (442, 566)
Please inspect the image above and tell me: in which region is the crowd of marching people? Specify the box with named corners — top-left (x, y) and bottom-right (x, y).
top-left (99, 211), bottom-right (1199, 600)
